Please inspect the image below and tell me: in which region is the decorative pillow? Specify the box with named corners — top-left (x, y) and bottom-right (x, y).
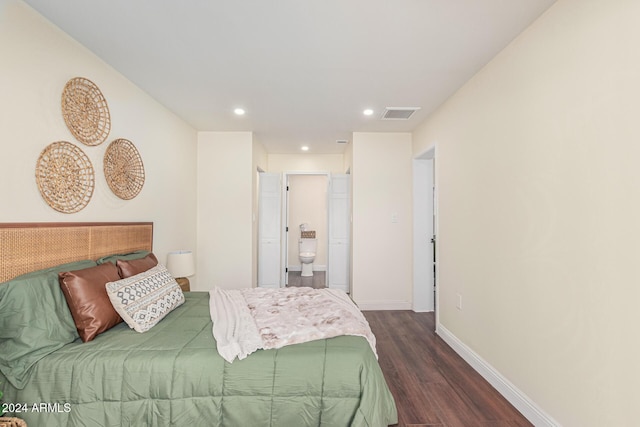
top-left (0, 259), bottom-right (96, 389)
top-left (58, 263), bottom-right (123, 342)
top-left (96, 250), bottom-right (150, 265)
top-left (106, 264), bottom-right (185, 333)
top-left (116, 252), bottom-right (158, 278)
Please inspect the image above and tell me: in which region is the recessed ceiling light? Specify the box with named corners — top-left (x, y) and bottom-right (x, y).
top-left (301, 146), bottom-right (309, 151)
top-left (363, 109), bottom-right (374, 116)
top-left (234, 108), bottom-right (245, 116)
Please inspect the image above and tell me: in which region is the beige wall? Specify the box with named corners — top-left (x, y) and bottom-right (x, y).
top-left (352, 132), bottom-right (413, 309)
top-left (267, 153), bottom-right (345, 173)
top-left (413, 0), bottom-right (640, 425)
top-left (0, 1), bottom-right (198, 279)
top-left (197, 132), bottom-right (254, 290)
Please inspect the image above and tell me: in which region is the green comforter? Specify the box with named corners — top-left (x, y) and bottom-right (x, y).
top-left (0, 292), bottom-right (397, 427)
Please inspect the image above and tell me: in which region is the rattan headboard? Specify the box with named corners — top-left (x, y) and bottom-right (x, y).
top-left (0, 222), bottom-right (153, 282)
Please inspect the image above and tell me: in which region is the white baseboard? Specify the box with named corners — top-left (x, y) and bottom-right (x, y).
top-left (412, 307), bottom-right (434, 313)
top-left (355, 300), bottom-right (412, 310)
top-left (436, 324), bottom-right (560, 427)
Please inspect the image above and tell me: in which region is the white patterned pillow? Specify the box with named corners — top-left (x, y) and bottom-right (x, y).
top-left (105, 264), bottom-right (185, 333)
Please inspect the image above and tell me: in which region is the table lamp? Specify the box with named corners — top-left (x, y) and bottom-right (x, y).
top-left (166, 250), bottom-right (195, 292)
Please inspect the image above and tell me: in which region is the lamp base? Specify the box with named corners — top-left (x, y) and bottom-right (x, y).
top-left (175, 277), bottom-right (190, 292)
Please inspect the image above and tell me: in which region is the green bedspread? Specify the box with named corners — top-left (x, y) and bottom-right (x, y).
top-left (0, 292), bottom-right (397, 427)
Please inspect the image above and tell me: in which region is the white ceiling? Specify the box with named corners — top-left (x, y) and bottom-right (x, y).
top-left (23, 0), bottom-right (556, 154)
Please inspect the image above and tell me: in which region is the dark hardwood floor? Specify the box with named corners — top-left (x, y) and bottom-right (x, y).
top-left (286, 271), bottom-right (326, 288)
top-left (363, 311), bottom-right (532, 427)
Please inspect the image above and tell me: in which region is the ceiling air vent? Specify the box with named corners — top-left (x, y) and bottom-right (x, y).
top-left (336, 139), bottom-right (348, 144)
top-left (381, 107), bottom-right (421, 120)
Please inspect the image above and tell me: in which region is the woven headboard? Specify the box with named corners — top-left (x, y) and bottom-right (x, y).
top-left (0, 222), bottom-right (153, 282)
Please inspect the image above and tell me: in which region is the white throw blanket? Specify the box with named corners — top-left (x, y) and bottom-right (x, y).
top-left (209, 286), bottom-right (377, 363)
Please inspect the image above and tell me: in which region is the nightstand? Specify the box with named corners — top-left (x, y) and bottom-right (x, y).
top-left (175, 277), bottom-right (190, 292)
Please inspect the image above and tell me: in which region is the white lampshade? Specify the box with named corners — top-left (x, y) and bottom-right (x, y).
top-left (166, 250), bottom-right (195, 278)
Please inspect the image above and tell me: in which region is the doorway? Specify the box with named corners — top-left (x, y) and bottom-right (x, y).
top-left (257, 172), bottom-right (351, 291)
top-left (283, 173), bottom-right (329, 287)
top-left (413, 147), bottom-right (436, 313)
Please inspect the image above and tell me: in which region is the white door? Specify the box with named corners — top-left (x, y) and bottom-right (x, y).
top-left (258, 173), bottom-right (281, 288)
top-left (328, 174), bottom-right (350, 292)
top-left (282, 174), bottom-right (290, 286)
top-left (413, 157), bottom-right (435, 311)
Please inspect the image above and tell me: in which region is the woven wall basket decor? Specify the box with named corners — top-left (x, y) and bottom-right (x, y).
top-left (36, 141), bottom-right (95, 213)
top-left (61, 77), bottom-right (111, 146)
top-left (104, 138), bottom-right (145, 200)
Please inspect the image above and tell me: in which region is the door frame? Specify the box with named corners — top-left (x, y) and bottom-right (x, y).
top-left (280, 171), bottom-right (330, 287)
top-left (413, 146), bottom-right (437, 313)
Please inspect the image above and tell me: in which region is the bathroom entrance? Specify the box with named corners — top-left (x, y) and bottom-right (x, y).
top-left (283, 173), bottom-right (328, 287)
top-left (257, 171), bottom-right (350, 291)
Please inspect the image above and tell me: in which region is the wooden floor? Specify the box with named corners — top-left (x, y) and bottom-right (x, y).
top-left (363, 311), bottom-right (532, 427)
top-left (286, 271), bottom-right (326, 288)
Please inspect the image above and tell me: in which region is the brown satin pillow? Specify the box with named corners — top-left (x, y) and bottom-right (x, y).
top-left (116, 252), bottom-right (158, 278)
top-left (58, 262), bottom-right (123, 342)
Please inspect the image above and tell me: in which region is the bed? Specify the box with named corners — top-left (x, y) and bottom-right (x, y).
top-left (0, 222), bottom-right (397, 427)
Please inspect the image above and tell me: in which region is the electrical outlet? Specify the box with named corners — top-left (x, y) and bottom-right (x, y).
top-left (456, 293), bottom-right (462, 310)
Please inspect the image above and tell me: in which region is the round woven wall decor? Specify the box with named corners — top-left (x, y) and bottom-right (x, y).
top-left (61, 77), bottom-right (111, 146)
top-left (36, 141), bottom-right (95, 213)
top-left (104, 138), bottom-right (145, 200)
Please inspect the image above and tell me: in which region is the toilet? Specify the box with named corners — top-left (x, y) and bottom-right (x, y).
top-left (298, 238), bottom-right (317, 277)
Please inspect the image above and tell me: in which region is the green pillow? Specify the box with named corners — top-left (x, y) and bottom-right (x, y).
top-left (96, 250), bottom-right (150, 265)
top-left (0, 259), bottom-right (96, 389)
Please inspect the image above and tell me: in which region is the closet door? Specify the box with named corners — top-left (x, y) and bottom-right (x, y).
top-left (328, 174), bottom-right (350, 292)
top-left (258, 173), bottom-right (281, 288)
